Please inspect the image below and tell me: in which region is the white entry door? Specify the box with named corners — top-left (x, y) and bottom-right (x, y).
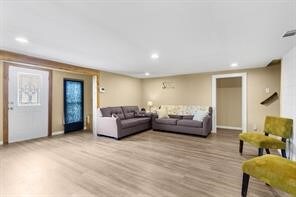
top-left (8, 66), bottom-right (49, 143)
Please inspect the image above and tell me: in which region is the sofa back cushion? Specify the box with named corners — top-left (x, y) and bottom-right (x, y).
top-left (168, 114), bottom-right (182, 119)
top-left (182, 115), bottom-right (194, 120)
top-left (160, 105), bottom-right (212, 121)
top-left (100, 107), bottom-right (125, 119)
top-left (122, 106), bottom-right (139, 119)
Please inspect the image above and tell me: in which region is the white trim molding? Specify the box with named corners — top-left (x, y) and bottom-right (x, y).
top-left (216, 125), bottom-right (242, 131)
top-left (212, 72), bottom-right (247, 133)
top-left (92, 75), bottom-right (98, 137)
top-left (52, 131), bottom-right (64, 136)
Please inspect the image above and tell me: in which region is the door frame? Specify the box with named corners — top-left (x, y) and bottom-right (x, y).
top-left (211, 72), bottom-right (247, 133)
top-left (3, 62), bottom-right (52, 144)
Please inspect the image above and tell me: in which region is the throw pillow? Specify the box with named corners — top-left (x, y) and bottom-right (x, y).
top-left (157, 108), bottom-right (169, 119)
top-left (111, 113), bottom-right (124, 119)
top-left (135, 111), bottom-right (147, 118)
top-left (112, 114), bottom-right (119, 119)
top-left (193, 110), bottom-right (208, 121)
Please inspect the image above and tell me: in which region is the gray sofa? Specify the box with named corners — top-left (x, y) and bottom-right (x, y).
top-left (152, 107), bottom-right (212, 137)
top-left (97, 106), bottom-right (151, 139)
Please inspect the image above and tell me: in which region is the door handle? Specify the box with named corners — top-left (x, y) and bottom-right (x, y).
top-left (8, 107), bottom-right (13, 110)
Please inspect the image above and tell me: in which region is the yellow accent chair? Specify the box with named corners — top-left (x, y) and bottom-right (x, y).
top-left (241, 155), bottom-right (296, 197)
top-left (239, 116), bottom-right (293, 157)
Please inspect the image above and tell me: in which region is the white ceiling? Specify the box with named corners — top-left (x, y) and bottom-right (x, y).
top-left (0, 0), bottom-right (296, 78)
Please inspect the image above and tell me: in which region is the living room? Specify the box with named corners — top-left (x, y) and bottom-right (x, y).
top-left (0, 1), bottom-right (296, 197)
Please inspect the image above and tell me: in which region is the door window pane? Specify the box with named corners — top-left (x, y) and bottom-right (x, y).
top-left (17, 73), bottom-right (41, 106)
top-left (65, 81), bottom-right (83, 124)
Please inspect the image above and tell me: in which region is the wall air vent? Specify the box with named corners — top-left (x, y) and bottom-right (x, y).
top-left (282, 29), bottom-right (296, 38)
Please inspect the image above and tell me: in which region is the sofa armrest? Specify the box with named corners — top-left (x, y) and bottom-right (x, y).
top-left (97, 117), bottom-right (121, 138)
top-left (151, 113), bottom-right (159, 127)
top-left (203, 115), bottom-right (212, 133)
top-left (152, 113), bottom-right (158, 120)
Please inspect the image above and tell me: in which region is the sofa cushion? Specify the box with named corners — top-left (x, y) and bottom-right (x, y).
top-left (155, 118), bottom-right (178, 125)
top-left (182, 115), bottom-right (194, 120)
top-left (122, 106), bottom-right (139, 119)
top-left (100, 107), bottom-right (125, 119)
top-left (121, 117), bottom-right (151, 129)
top-left (124, 112), bottom-right (135, 119)
top-left (177, 119), bottom-right (203, 128)
top-left (168, 114), bottom-right (182, 119)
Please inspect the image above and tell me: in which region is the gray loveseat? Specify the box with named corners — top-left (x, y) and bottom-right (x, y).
top-left (97, 106), bottom-right (151, 139)
top-left (152, 107), bottom-right (212, 137)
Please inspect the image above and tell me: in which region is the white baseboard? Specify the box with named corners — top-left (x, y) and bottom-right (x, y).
top-left (52, 131), bottom-right (64, 136)
top-left (216, 125), bottom-right (242, 130)
top-left (0, 141), bottom-right (3, 145)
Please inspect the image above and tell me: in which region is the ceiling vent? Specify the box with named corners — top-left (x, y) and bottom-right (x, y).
top-left (282, 29), bottom-right (296, 38)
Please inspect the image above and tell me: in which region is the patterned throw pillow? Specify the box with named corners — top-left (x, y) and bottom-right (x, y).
top-left (193, 110), bottom-right (208, 121)
top-left (157, 108), bottom-right (169, 119)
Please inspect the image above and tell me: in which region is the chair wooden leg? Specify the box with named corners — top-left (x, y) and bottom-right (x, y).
top-left (265, 149), bottom-right (270, 154)
top-left (239, 140), bottom-right (244, 154)
top-left (258, 148), bottom-right (263, 156)
top-left (281, 149), bottom-right (287, 158)
top-left (241, 173), bottom-right (250, 197)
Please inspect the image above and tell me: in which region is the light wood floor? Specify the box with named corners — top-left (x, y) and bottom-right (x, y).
top-left (0, 129), bottom-right (289, 197)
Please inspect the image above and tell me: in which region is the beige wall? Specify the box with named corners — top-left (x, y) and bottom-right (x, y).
top-left (0, 61), bottom-right (3, 142)
top-left (99, 71), bottom-right (142, 107)
top-left (0, 63), bottom-right (93, 140)
top-left (142, 65), bottom-right (281, 131)
top-left (217, 77), bottom-right (242, 128)
top-left (52, 70), bottom-right (93, 132)
top-left (142, 74), bottom-right (211, 107)
top-left (0, 62), bottom-right (281, 141)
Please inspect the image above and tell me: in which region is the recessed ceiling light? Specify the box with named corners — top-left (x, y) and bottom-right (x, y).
top-left (15, 37), bottom-right (29, 44)
top-left (230, 62), bottom-right (238, 67)
top-left (151, 53), bottom-right (159, 60)
top-left (145, 72), bottom-right (150, 76)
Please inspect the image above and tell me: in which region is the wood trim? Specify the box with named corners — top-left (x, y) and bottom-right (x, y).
top-left (96, 73), bottom-right (100, 107)
top-left (211, 73), bottom-right (247, 133)
top-left (48, 70), bottom-right (53, 136)
top-left (0, 50), bottom-right (99, 75)
top-left (1, 50), bottom-right (100, 141)
top-left (5, 62), bottom-right (51, 72)
top-left (3, 63), bottom-right (9, 144)
top-left (3, 62), bottom-right (53, 143)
